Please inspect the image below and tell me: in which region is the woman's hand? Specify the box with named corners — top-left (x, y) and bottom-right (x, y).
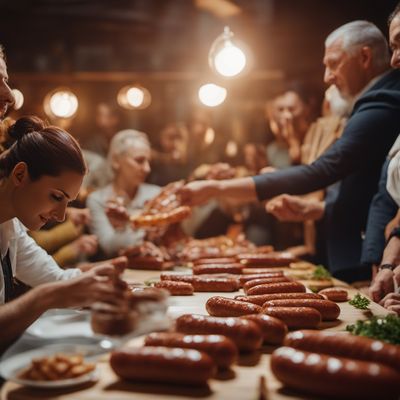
top-left (66, 207), bottom-right (91, 227)
top-left (105, 201), bottom-right (130, 229)
top-left (51, 264), bottom-right (127, 308)
top-left (71, 234), bottom-right (98, 256)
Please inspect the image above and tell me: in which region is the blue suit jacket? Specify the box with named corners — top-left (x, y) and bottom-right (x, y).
top-left (254, 69), bottom-right (400, 276)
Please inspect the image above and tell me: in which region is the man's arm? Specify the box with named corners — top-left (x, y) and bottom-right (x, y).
top-left (182, 105), bottom-right (400, 205)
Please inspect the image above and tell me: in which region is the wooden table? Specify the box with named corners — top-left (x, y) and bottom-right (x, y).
top-left (1, 269), bottom-right (388, 400)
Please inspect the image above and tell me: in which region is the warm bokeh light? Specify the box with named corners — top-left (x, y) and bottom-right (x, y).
top-left (214, 43), bottom-right (246, 77)
top-left (11, 89), bottom-right (24, 110)
top-left (117, 85), bottom-right (151, 110)
top-left (209, 26), bottom-right (247, 77)
top-left (225, 140), bottom-right (238, 157)
top-left (204, 127), bottom-right (215, 145)
top-left (44, 89), bottom-right (78, 119)
top-left (198, 83), bottom-right (227, 107)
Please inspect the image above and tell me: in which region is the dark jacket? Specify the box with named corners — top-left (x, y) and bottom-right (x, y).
top-left (253, 69), bottom-right (400, 277)
top-left (361, 158), bottom-right (399, 266)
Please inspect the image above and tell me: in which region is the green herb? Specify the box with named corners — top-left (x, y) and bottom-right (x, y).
top-left (346, 314), bottom-right (400, 345)
top-left (312, 265), bottom-right (332, 280)
top-left (348, 293), bottom-right (370, 310)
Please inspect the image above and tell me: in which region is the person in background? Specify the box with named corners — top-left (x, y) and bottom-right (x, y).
top-left (149, 122), bottom-right (190, 186)
top-left (265, 83), bottom-right (314, 169)
top-left (87, 130), bottom-right (160, 257)
top-left (29, 207), bottom-right (99, 268)
top-left (180, 20), bottom-right (400, 283)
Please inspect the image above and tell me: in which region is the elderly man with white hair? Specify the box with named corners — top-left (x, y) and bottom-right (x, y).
top-left (87, 129), bottom-right (160, 256)
top-left (180, 20), bottom-right (400, 283)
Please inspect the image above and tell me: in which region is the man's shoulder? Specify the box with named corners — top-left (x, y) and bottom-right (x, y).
top-left (354, 70), bottom-right (400, 113)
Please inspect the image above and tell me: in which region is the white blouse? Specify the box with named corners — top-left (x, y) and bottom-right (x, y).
top-left (0, 218), bottom-right (81, 304)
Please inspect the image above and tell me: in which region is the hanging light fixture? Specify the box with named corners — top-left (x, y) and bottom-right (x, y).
top-left (117, 84), bottom-right (151, 110)
top-left (209, 26), bottom-right (247, 77)
top-left (198, 83), bottom-right (227, 107)
top-left (11, 89), bottom-right (24, 110)
top-left (43, 88), bottom-right (78, 119)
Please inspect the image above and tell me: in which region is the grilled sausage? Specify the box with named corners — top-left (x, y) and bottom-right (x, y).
top-left (247, 281), bottom-right (306, 296)
top-left (270, 346), bottom-right (400, 400)
top-left (243, 277), bottom-right (292, 294)
top-left (154, 281), bottom-right (194, 295)
top-left (318, 288), bottom-right (348, 302)
top-left (235, 292), bottom-right (323, 306)
top-left (262, 299), bottom-right (340, 321)
top-left (160, 274), bottom-right (240, 292)
top-left (262, 306), bottom-right (321, 329)
top-left (206, 296), bottom-right (261, 317)
top-left (193, 257), bottom-right (237, 265)
top-left (284, 330), bottom-right (400, 371)
top-left (144, 332), bottom-right (237, 368)
top-left (110, 346), bottom-right (215, 385)
top-left (240, 314), bottom-right (287, 345)
top-left (237, 252), bottom-right (296, 267)
top-left (238, 272), bottom-right (285, 287)
top-left (193, 263), bottom-right (244, 275)
top-left (175, 314), bottom-right (263, 352)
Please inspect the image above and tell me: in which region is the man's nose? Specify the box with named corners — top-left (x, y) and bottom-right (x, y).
top-left (324, 68), bottom-right (335, 85)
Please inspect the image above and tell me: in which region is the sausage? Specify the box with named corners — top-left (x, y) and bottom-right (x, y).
top-left (262, 306), bottom-right (321, 329)
top-left (262, 299), bottom-right (340, 321)
top-left (110, 346), bottom-right (215, 385)
top-left (193, 263), bottom-right (244, 275)
top-left (160, 274), bottom-right (240, 292)
top-left (243, 277), bottom-right (292, 294)
top-left (284, 330), bottom-right (400, 371)
top-left (318, 288), bottom-right (348, 302)
top-left (239, 273), bottom-right (285, 287)
top-left (193, 257), bottom-right (237, 265)
top-left (247, 281), bottom-right (306, 296)
top-left (154, 281), bottom-right (194, 295)
top-left (206, 296), bottom-right (261, 317)
top-left (240, 314), bottom-right (287, 345)
top-left (144, 332), bottom-right (237, 368)
top-left (130, 205), bottom-right (191, 227)
top-left (270, 346), bottom-right (400, 400)
top-left (237, 252), bottom-right (296, 267)
top-left (175, 314), bottom-right (263, 352)
top-left (235, 292), bottom-right (323, 306)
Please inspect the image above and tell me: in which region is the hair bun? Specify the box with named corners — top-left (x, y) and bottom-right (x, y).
top-left (8, 115), bottom-right (46, 141)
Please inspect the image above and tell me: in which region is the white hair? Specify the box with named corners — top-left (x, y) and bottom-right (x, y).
top-left (325, 20), bottom-right (390, 71)
top-left (108, 129), bottom-right (150, 164)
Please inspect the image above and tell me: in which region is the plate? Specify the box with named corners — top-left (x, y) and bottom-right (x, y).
top-left (0, 344), bottom-right (99, 388)
top-left (26, 309), bottom-right (93, 339)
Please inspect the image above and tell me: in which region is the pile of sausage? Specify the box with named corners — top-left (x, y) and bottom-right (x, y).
top-left (129, 180), bottom-right (191, 228)
top-left (271, 330), bottom-right (400, 399)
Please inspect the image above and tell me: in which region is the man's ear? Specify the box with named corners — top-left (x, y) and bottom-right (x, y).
top-left (360, 46), bottom-right (373, 69)
top-left (11, 162), bottom-right (29, 187)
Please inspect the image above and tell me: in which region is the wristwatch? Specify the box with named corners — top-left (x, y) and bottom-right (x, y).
top-left (378, 263), bottom-right (397, 271)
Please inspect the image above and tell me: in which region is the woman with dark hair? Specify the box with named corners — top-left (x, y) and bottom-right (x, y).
top-left (0, 115), bottom-right (126, 351)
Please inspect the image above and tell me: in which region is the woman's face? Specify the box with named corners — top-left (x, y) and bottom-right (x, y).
top-left (11, 164), bottom-right (83, 230)
top-left (114, 146), bottom-right (151, 187)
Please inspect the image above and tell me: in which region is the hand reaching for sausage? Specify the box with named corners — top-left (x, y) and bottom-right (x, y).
top-left (266, 194), bottom-right (325, 222)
